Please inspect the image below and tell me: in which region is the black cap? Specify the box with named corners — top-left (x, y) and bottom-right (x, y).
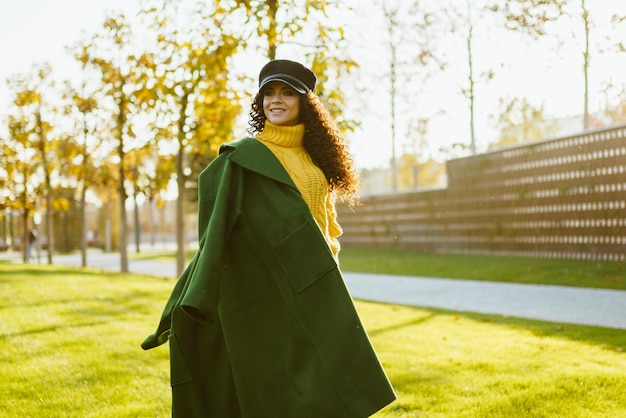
top-left (258, 59), bottom-right (316, 94)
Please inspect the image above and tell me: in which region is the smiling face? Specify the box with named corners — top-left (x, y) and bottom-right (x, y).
top-left (262, 81), bottom-right (301, 126)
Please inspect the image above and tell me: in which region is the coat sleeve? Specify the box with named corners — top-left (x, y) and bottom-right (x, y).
top-left (141, 152), bottom-right (241, 349)
top-left (141, 251), bottom-right (200, 349)
top-left (178, 156), bottom-right (242, 323)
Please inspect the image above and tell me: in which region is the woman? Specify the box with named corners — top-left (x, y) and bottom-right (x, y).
top-left (250, 59), bottom-right (357, 258)
top-left (142, 59), bottom-right (395, 417)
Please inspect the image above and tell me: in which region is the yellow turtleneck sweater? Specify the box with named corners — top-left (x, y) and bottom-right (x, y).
top-left (256, 121), bottom-right (343, 257)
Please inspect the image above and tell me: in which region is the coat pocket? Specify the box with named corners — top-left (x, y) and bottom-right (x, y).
top-left (168, 333), bottom-right (193, 386)
top-left (273, 221), bottom-right (337, 293)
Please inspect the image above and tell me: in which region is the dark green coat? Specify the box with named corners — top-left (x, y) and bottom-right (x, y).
top-left (142, 137), bottom-right (395, 417)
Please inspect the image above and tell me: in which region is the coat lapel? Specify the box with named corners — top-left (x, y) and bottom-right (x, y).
top-left (221, 137), bottom-right (298, 190)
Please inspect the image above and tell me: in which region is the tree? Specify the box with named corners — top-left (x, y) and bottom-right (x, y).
top-left (6, 64), bottom-right (59, 264)
top-left (141, 1), bottom-right (241, 275)
top-left (126, 145), bottom-right (150, 253)
top-left (212, 0), bottom-right (358, 124)
top-left (490, 0), bottom-right (566, 36)
top-left (463, 1), bottom-right (479, 156)
top-left (396, 152), bottom-right (445, 191)
top-left (597, 11), bottom-right (626, 127)
top-left (62, 41), bottom-right (105, 267)
top-left (87, 14), bottom-right (155, 273)
top-left (490, 97), bottom-right (560, 149)
top-left (212, 0), bottom-right (346, 61)
top-left (438, 0), bottom-right (501, 156)
top-left (2, 114), bottom-right (37, 258)
top-left (579, 0), bottom-right (591, 130)
top-left (599, 82), bottom-right (626, 125)
top-left (384, 2), bottom-right (401, 192)
top-left (139, 147), bottom-right (174, 247)
top-left (377, 0), bottom-right (440, 191)
top-left (491, 0), bottom-right (607, 131)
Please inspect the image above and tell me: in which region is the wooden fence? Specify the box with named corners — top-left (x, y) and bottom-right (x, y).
top-left (337, 124), bottom-right (626, 261)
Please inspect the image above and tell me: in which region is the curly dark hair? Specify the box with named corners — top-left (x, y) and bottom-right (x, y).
top-left (248, 91), bottom-right (358, 199)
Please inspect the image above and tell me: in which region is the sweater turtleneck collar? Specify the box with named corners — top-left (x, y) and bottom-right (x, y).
top-left (256, 121), bottom-right (305, 147)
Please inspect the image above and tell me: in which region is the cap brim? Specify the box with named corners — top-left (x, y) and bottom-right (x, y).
top-left (259, 76), bottom-right (308, 94)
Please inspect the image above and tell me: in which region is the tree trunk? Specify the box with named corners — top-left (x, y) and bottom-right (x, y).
top-left (390, 53), bottom-right (398, 192)
top-left (80, 110), bottom-right (89, 268)
top-left (175, 93), bottom-right (190, 277)
top-left (149, 197), bottom-right (157, 247)
top-left (176, 157), bottom-right (185, 277)
top-left (80, 181), bottom-right (87, 267)
top-left (467, 24), bottom-right (477, 155)
top-left (105, 204), bottom-right (112, 253)
top-left (22, 210), bottom-right (29, 264)
top-left (118, 105), bottom-right (129, 272)
top-left (582, 0), bottom-right (590, 130)
top-left (267, 0), bottom-right (279, 60)
top-left (134, 190), bottom-right (141, 253)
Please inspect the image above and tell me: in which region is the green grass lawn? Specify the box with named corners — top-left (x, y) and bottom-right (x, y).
top-left (337, 247), bottom-right (626, 290)
top-left (1, 262), bottom-right (625, 417)
top-left (132, 246), bottom-right (626, 290)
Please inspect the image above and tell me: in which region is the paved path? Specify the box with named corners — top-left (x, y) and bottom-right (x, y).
top-left (5, 250), bottom-right (626, 330)
top-left (344, 273), bottom-right (626, 330)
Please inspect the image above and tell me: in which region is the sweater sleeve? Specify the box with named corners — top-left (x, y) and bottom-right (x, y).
top-left (326, 194), bottom-right (343, 257)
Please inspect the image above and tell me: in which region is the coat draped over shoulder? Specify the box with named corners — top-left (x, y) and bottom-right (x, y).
top-left (142, 137), bottom-right (395, 417)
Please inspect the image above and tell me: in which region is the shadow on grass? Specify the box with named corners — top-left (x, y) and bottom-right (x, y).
top-left (0, 319), bottom-right (115, 340)
top-left (0, 263), bottom-right (110, 280)
top-left (0, 262), bottom-right (173, 284)
top-left (1, 289), bottom-right (159, 340)
top-left (129, 252), bottom-right (172, 261)
top-left (378, 302), bottom-right (626, 353)
top-left (359, 299), bottom-right (625, 353)
top-left (130, 249), bottom-right (196, 263)
top-left (368, 313), bottom-right (439, 337)
top-left (0, 295), bottom-right (119, 310)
